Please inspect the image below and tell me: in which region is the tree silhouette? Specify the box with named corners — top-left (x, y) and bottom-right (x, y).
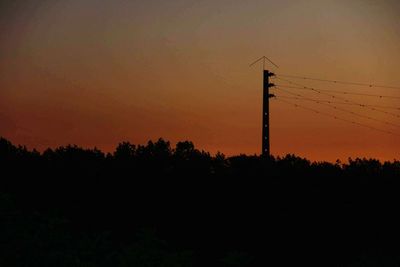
top-left (1, 136), bottom-right (400, 266)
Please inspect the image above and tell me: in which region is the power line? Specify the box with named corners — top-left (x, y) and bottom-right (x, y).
top-left (275, 84), bottom-right (400, 118)
top-left (274, 77), bottom-right (400, 99)
top-left (274, 78), bottom-right (400, 118)
top-left (276, 73), bottom-right (400, 90)
top-left (275, 85), bottom-right (400, 110)
top-left (273, 94), bottom-right (400, 128)
top-left (273, 98), bottom-right (400, 137)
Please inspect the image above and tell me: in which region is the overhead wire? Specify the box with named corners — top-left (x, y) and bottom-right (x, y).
top-left (273, 77), bottom-right (400, 118)
top-left (275, 73), bottom-right (400, 90)
top-left (273, 77), bottom-right (400, 99)
top-left (272, 98), bottom-right (400, 137)
top-left (272, 87), bottom-right (400, 110)
top-left (272, 93), bottom-right (400, 128)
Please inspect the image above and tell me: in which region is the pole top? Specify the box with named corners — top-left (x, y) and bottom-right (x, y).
top-left (249, 56), bottom-right (279, 70)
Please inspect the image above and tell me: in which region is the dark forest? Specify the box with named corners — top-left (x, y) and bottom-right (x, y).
top-left (1, 137), bottom-right (400, 266)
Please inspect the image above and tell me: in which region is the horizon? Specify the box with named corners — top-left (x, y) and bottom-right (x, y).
top-left (2, 136), bottom-right (398, 164)
top-left (1, 0), bottom-right (400, 162)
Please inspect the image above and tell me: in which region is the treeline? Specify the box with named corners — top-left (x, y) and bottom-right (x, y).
top-left (1, 137), bottom-right (400, 266)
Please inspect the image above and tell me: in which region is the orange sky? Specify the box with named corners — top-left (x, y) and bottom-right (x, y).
top-left (1, 0), bottom-right (399, 162)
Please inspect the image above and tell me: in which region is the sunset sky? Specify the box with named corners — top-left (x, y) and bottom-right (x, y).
top-left (1, 0), bottom-right (399, 161)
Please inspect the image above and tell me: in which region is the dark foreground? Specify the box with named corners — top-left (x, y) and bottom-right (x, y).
top-left (1, 137), bottom-right (400, 266)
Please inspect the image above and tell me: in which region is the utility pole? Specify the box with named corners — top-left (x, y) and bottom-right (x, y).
top-left (250, 56), bottom-right (277, 157)
top-left (262, 70), bottom-right (275, 157)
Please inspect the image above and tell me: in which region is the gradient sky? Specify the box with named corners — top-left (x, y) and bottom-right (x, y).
top-left (1, 0), bottom-right (400, 161)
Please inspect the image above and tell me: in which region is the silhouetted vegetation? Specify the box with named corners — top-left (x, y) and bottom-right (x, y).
top-left (1, 136), bottom-right (400, 266)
